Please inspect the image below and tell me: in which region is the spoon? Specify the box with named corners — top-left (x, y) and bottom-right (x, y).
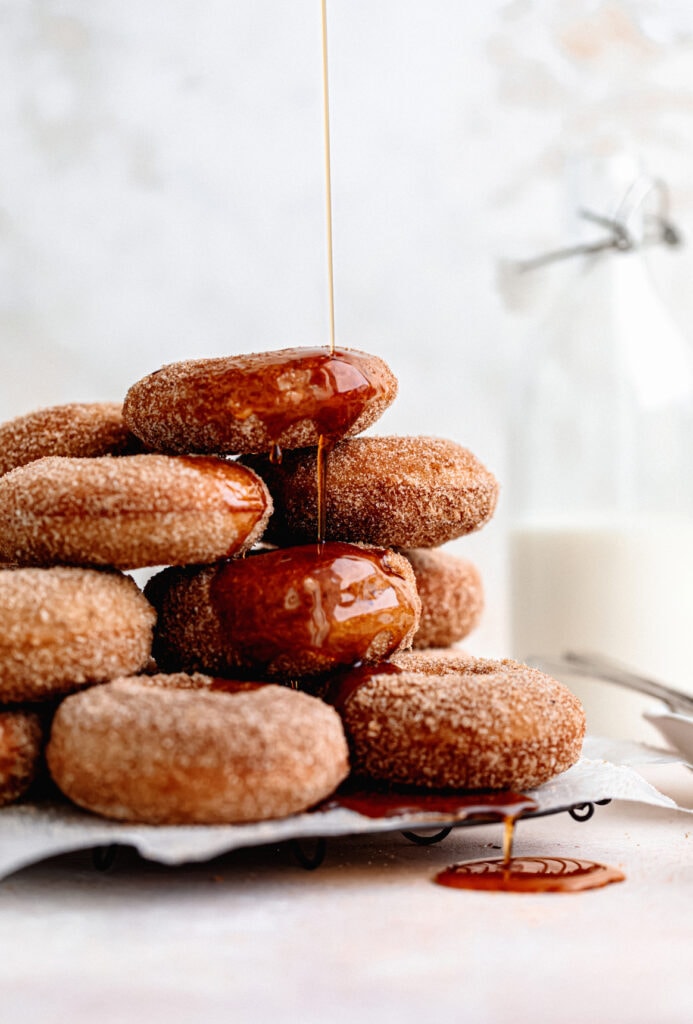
top-left (529, 650), bottom-right (693, 717)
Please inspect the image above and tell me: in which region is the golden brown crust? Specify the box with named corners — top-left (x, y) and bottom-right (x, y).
top-left (244, 436), bottom-right (499, 548)
top-left (47, 673), bottom-right (350, 823)
top-left (146, 543), bottom-right (420, 680)
top-left (0, 711), bottom-right (44, 806)
top-left (402, 548), bottom-right (484, 649)
top-left (0, 402), bottom-right (141, 478)
top-left (0, 454), bottom-right (272, 569)
top-left (335, 658), bottom-right (585, 790)
top-left (0, 567), bottom-right (155, 702)
top-left (123, 347), bottom-right (398, 455)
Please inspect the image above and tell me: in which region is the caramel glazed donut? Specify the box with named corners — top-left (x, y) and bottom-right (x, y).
top-left (146, 542), bottom-right (421, 681)
top-left (47, 674), bottom-right (350, 824)
top-left (123, 346), bottom-right (398, 455)
top-left (325, 651), bottom-right (586, 791)
top-left (0, 454), bottom-right (271, 569)
top-left (243, 436), bottom-right (499, 549)
top-left (0, 401), bottom-right (141, 479)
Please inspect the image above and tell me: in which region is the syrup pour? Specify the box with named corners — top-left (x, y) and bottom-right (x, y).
top-left (321, 0), bottom-right (336, 355)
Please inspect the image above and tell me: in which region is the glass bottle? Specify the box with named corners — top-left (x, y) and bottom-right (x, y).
top-left (508, 158), bottom-right (693, 741)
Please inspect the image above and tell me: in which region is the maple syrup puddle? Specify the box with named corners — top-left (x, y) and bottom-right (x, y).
top-left (318, 781), bottom-right (624, 894)
top-left (434, 857), bottom-right (625, 894)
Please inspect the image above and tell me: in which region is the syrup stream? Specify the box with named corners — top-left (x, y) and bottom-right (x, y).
top-left (321, 0), bottom-right (336, 356)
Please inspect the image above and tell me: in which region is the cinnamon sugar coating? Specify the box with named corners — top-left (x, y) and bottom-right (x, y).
top-left (47, 673), bottom-right (350, 824)
top-left (146, 544), bottom-right (420, 680)
top-left (335, 658), bottom-right (585, 790)
top-left (244, 436), bottom-right (499, 548)
top-left (0, 711), bottom-right (44, 806)
top-left (123, 347), bottom-right (397, 455)
top-left (0, 454), bottom-right (271, 569)
top-left (402, 548), bottom-right (484, 649)
top-left (0, 567), bottom-right (155, 702)
top-left (0, 402), bottom-right (142, 478)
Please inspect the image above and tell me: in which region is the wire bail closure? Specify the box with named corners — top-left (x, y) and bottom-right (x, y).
top-left (517, 176), bottom-right (683, 273)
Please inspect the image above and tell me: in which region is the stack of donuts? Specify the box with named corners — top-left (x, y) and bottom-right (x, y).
top-left (0, 347), bottom-right (585, 824)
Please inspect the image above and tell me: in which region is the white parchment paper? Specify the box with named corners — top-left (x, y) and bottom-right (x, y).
top-left (0, 738), bottom-right (688, 881)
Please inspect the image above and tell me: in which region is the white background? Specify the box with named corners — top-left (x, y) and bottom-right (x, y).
top-left (3, 0), bottom-right (693, 654)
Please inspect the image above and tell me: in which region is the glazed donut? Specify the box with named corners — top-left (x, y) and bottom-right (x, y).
top-left (47, 673), bottom-right (350, 824)
top-left (123, 346), bottom-right (398, 456)
top-left (0, 567), bottom-right (155, 702)
top-left (0, 454), bottom-right (271, 569)
top-left (0, 710), bottom-right (44, 806)
top-left (243, 436), bottom-right (499, 548)
top-left (327, 657), bottom-right (585, 790)
top-left (0, 402), bottom-right (141, 478)
top-left (402, 548), bottom-right (484, 649)
top-left (146, 542), bottom-right (420, 681)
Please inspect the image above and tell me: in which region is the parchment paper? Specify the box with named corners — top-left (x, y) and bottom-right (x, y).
top-left (0, 737), bottom-right (688, 880)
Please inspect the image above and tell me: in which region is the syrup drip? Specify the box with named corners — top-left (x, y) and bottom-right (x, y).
top-left (321, 782), bottom-right (538, 822)
top-left (209, 542), bottom-right (419, 674)
top-left (208, 679), bottom-right (266, 694)
top-left (322, 661), bottom-right (403, 712)
top-left (316, 433), bottom-right (332, 545)
top-left (434, 857), bottom-right (625, 894)
top-left (175, 457), bottom-right (268, 515)
top-left (269, 444), bottom-right (283, 465)
top-left (192, 347), bottom-right (377, 444)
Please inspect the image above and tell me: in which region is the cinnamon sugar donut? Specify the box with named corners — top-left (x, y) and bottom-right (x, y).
top-left (244, 436), bottom-right (499, 548)
top-left (146, 543), bottom-right (420, 681)
top-left (402, 548), bottom-right (484, 649)
top-left (0, 710), bottom-right (44, 806)
top-left (47, 673), bottom-right (350, 823)
top-left (123, 347), bottom-right (397, 455)
top-left (0, 402), bottom-right (141, 478)
top-left (327, 658), bottom-right (585, 790)
top-left (0, 567), bottom-right (155, 702)
top-left (0, 454), bottom-right (271, 569)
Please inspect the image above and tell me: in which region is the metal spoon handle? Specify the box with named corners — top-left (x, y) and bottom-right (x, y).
top-left (531, 650), bottom-right (693, 716)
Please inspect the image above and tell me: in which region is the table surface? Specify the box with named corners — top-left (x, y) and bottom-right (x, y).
top-left (1, 764), bottom-right (691, 1024)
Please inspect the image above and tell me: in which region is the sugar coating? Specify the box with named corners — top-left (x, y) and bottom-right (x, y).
top-left (340, 658), bottom-right (585, 790)
top-left (122, 347), bottom-right (398, 455)
top-left (47, 673), bottom-right (350, 823)
top-left (0, 402), bottom-right (142, 478)
top-left (0, 567), bottom-right (155, 702)
top-left (402, 548), bottom-right (484, 648)
top-left (0, 711), bottom-right (44, 806)
top-left (0, 454), bottom-right (271, 569)
top-left (244, 436), bottom-right (499, 548)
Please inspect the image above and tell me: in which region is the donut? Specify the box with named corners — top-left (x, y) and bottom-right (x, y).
top-left (0, 454), bottom-right (271, 569)
top-left (326, 657), bottom-right (585, 790)
top-left (0, 402), bottom-right (141, 478)
top-left (46, 673), bottom-right (350, 824)
top-left (123, 346), bottom-right (398, 456)
top-left (0, 710), bottom-right (44, 806)
top-left (402, 548), bottom-right (484, 649)
top-left (145, 542), bottom-right (421, 680)
top-left (243, 436), bottom-right (499, 548)
top-left (0, 567), bottom-right (155, 702)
